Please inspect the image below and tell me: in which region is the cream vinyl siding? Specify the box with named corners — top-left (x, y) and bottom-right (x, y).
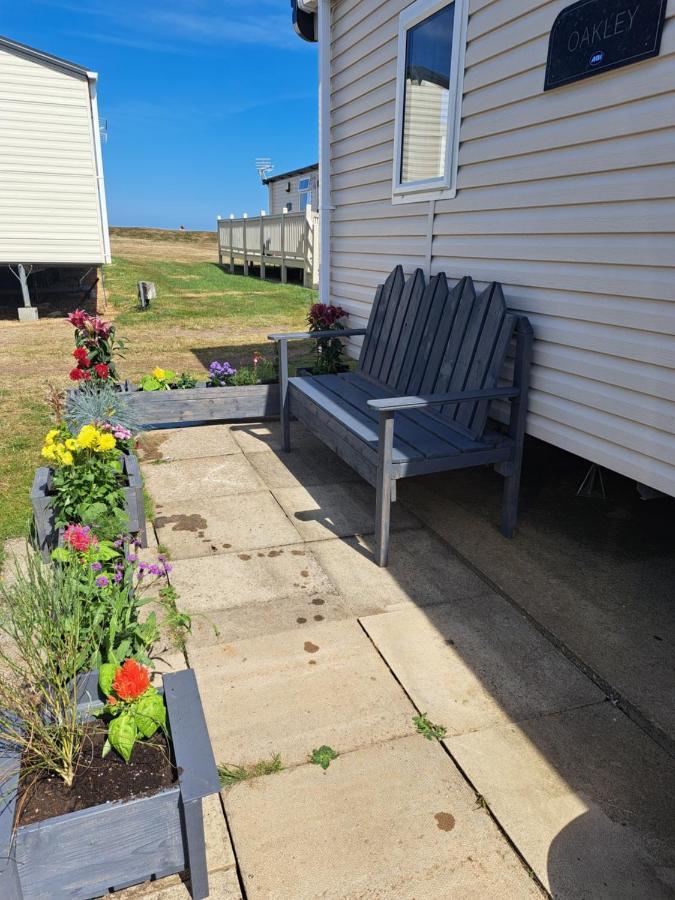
top-left (267, 169), bottom-right (319, 214)
top-left (328, 0), bottom-right (675, 497)
top-left (0, 45), bottom-right (106, 265)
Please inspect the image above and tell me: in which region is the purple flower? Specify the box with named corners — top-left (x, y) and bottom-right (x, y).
top-left (113, 538), bottom-right (123, 549)
top-left (163, 563), bottom-right (172, 575)
top-left (208, 360), bottom-right (236, 381)
top-left (126, 553), bottom-right (137, 563)
top-left (95, 575), bottom-right (109, 588)
top-left (114, 570), bottom-right (123, 584)
top-left (90, 561), bottom-right (103, 572)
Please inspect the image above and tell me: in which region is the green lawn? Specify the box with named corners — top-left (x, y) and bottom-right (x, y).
top-left (0, 234), bottom-right (317, 565)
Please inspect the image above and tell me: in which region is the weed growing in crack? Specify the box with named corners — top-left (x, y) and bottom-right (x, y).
top-left (218, 754), bottom-right (283, 786)
top-left (413, 713), bottom-right (447, 741)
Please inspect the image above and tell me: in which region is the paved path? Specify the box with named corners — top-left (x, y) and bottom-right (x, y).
top-left (121, 421), bottom-right (675, 899)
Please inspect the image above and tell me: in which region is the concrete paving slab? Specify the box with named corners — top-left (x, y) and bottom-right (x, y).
top-left (189, 619), bottom-right (417, 768)
top-left (224, 734), bottom-right (540, 900)
top-left (310, 528), bottom-right (488, 610)
top-left (230, 421), bottom-right (323, 455)
top-left (153, 493), bottom-right (302, 560)
top-left (360, 602), bottom-right (602, 736)
top-left (247, 443), bottom-right (361, 489)
top-left (399, 458), bottom-right (675, 748)
top-left (137, 425), bottom-right (241, 463)
top-left (115, 866), bottom-right (241, 899)
top-left (169, 544), bottom-right (337, 613)
top-left (184, 592), bottom-right (373, 651)
top-left (447, 702), bottom-right (675, 897)
top-left (0, 538), bottom-right (32, 586)
top-left (142, 455), bottom-right (265, 505)
top-left (271, 482), bottom-right (421, 542)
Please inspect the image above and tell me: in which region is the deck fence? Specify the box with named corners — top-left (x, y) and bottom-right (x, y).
top-left (218, 208), bottom-right (319, 288)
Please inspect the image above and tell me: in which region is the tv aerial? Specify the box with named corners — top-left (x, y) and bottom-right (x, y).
top-left (255, 157), bottom-right (274, 182)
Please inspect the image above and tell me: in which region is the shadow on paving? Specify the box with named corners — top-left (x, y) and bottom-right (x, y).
top-left (224, 423), bottom-right (675, 897)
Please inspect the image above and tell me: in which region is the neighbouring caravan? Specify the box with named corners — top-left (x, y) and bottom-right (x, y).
top-left (292, 0), bottom-right (675, 498)
top-left (263, 163), bottom-right (319, 214)
top-left (0, 36), bottom-right (110, 319)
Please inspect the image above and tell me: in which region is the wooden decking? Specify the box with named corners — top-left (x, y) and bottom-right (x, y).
top-left (217, 209), bottom-right (319, 288)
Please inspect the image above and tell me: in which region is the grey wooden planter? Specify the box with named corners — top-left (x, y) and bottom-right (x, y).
top-left (0, 668), bottom-right (221, 900)
top-left (30, 451), bottom-right (147, 561)
top-left (120, 381), bottom-right (280, 428)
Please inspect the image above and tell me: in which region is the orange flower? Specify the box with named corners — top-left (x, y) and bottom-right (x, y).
top-left (107, 695), bottom-right (117, 706)
top-left (111, 659), bottom-right (150, 701)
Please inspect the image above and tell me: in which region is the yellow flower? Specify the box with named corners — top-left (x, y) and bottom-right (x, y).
top-left (65, 438), bottom-right (77, 451)
top-left (76, 424), bottom-right (99, 449)
top-left (96, 433), bottom-right (117, 452)
top-left (45, 429), bottom-right (59, 445)
top-left (59, 449), bottom-right (74, 466)
top-left (41, 444), bottom-right (57, 461)
top-left (152, 367), bottom-right (166, 380)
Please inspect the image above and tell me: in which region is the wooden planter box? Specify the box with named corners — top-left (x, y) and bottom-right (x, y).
top-left (30, 451), bottom-right (147, 561)
top-left (0, 668), bottom-right (220, 900)
top-left (120, 381), bottom-right (280, 429)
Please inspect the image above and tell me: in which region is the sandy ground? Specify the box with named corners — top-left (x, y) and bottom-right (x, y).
top-left (109, 229), bottom-right (218, 264)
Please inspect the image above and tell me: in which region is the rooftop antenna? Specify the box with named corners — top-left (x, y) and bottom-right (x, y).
top-left (255, 157), bottom-right (274, 182)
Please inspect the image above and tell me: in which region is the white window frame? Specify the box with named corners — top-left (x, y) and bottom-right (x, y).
top-left (298, 176), bottom-right (312, 211)
top-left (392, 0), bottom-right (468, 204)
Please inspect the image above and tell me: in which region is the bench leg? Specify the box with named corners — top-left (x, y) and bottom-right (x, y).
top-left (278, 338), bottom-right (291, 452)
top-left (500, 468), bottom-right (520, 537)
top-left (375, 411), bottom-right (395, 567)
top-left (500, 316), bottom-right (533, 538)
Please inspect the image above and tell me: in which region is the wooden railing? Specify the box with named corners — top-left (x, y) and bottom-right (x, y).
top-left (217, 208), bottom-right (319, 288)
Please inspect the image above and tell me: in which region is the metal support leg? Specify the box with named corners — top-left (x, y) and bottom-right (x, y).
top-left (182, 799), bottom-right (209, 900)
top-left (375, 411), bottom-right (395, 566)
top-left (279, 339), bottom-right (291, 452)
top-left (17, 264), bottom-right (31, 307)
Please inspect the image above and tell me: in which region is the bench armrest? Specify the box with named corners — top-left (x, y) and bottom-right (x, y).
top-left (268, 328), bottom-right (367, 342)
top-left (367, 386), bottom-right (519, 413)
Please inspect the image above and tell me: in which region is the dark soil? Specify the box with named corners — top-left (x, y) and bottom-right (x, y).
top-left (17, 726), bottom-right (176, 827)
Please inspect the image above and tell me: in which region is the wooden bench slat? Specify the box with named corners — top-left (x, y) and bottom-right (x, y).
top-left (312, 374), bottom-right (464, 459)
top-left (359, 266), bottom-right (404, 376)
top-left (376, 269), bottom-right (426, 387)
top-left (288, 377), bottom-right (423, 463)
top-left (340, 373), bottom-right (486, 454)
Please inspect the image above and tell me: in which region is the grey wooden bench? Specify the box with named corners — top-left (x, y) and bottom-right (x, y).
top-left (269, 267), bottom-right (533, 566)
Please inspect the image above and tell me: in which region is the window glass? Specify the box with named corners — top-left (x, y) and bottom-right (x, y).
top-left (400, 3), bottom-right (454, 185)
top-left (300, 191), bottom-right (311, 211)
top-left (298, 177), bottom-right (310, 190)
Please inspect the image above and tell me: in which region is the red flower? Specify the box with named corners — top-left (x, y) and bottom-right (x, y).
top-left (72, 347), bottom-right (90, 367)
top-left (69, 368), bottom-right (85, 381)
top-left (67, 309), bottom-right (90, 329)
top-left (112, 659), bottom-right (151, 701)
top-left (94, 363), bottom-right (109, 379)
top-left (63, 524), bottom-right (97, 553)
top-left (107, 695), bottom-right (117, 706)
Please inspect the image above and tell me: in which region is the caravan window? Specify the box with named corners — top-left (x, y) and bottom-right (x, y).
top-left (393, 0), bottom-right (467, 201)
top-left (299, 177), bottom-right (312, 211)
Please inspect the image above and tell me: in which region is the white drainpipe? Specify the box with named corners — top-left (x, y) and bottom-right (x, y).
top-left (318, 0), bottom-right (331, 305)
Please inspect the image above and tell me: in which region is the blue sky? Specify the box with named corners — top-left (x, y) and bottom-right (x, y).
top-left (3, 0), bottom-right (318, 230)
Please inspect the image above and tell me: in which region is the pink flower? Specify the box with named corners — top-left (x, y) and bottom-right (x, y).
top-left (67, 310), bottom-right (90, 329)
top-left (64, 524), bottom-right (98, 553)
top-left (112, 426), bottom-right (132, 441)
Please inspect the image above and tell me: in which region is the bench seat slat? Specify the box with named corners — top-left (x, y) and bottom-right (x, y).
top-left (338, 373), bottom-right (488, 454)
top-left (310, 374), bottom-right (462, 459)
top-left (288, 376), bottom-right (423, 463)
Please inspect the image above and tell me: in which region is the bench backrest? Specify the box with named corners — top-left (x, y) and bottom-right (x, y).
top-left (357, 266), bottom-right (517, 439)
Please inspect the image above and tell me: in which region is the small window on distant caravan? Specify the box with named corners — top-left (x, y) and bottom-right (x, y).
top-left (299, 177), bottom-right (312, 211)
top-left (393, 0), bottom-right (467, 202)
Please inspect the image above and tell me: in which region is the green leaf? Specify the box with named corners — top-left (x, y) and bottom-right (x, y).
top-left (102, 737), bottom-right (112, 758)
top-left (109, 712), bottom-right (137, 763)
top-left (99, 662), bottom-right (116, 696)
top-left (50, 547), bottom-right (70, 562)
top-left (134, 690), bottom-right (166, 738)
